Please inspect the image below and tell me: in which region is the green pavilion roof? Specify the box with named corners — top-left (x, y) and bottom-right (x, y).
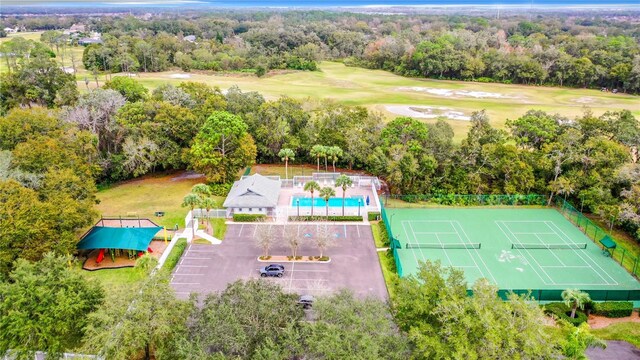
top-left (77, 226), bottom-right (162, 251)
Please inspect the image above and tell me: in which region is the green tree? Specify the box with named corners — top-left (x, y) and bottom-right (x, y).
top-left (83, 273), bottom-right (190, 360)
top-left (319, 186), bottom-right (336, 219)
top-left (326, 145), bottom-right (343, 172)
top-left (199, 197), bottom-right (217, 234)
top-left (334, 174), bottom-right (353, 216)
top-left (557, 320), bottom-right (606, 359)
top-left (174, 279), bottom-right (302, 359)
top-left (189, 111), bottom-right (256, 184)
top-left (304, 180), bottom-right (321, 217)
top-left (0, 254), bottom-right (104, 359)
top-left (103, 76), bottom-right (149, 102)
top-left (394, 261), bottom-right (559, 359)
top-left (278, 148), bottom-right (295, 179)
top-left (182, 193), bottom-right (202, 238)
top-left (299, 289), bottom-right (411, 359)
top-left (562, 289), bottom-right (591, 319)
top-left (507, 110), bottom-right (562, 150)
top-left (310, 144), bottom-right (326, 172)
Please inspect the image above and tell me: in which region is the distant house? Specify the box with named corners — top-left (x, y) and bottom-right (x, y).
top-left (3, 27), bottom-right (17, 34)
top-left (183, 35), bottom-right (196, 43)
top-left (78, 38), bottom-right (103, 46)
top-left (69, 24), bottom-right (86, 33)
top-left (223, 174), bottom-right (281, 217)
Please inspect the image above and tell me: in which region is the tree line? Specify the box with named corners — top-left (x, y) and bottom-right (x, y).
top-left (0, 253), bottom-right (602, 359)
top-left (2, 11), bottom-right (639, 91)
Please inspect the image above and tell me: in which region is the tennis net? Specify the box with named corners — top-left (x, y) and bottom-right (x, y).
top-left (405, 243), bottom-right (481, 249)
top-left (511, 243), bottom-right (587, 250)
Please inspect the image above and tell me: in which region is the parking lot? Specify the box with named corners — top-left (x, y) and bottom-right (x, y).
top-left (171, 223), bottom-right (388, 300)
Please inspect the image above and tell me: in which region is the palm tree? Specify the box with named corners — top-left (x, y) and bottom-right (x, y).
top-left (310, 145), bottom-right (326, 172)
top-left (199, 197), bottom-right (217, 234)
top-left (562, 289), bottom-right (591, 319)
top-left (334, 174), bottom-right (353, 216)
top-left (326, 146), bottom-right (343, 172)
top-left (319, 186), bottom-right (336, 219)
top-left (304, 181), bottom-right (321, 217)
top-left (182, 193), bottom-right (202, 237)
top-left (278, 148), bottom-right (295, 180)
top-left (191, 183), bottom-right (211, 224)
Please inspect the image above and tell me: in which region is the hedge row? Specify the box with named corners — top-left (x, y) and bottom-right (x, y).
top-left (161, 238), bottom-right (187, 272)
top-left (594, 302), bottom-right (634, 318)
top-left (543, 302), bottom-right (588, 326)
top-left (233, 214), bottom-right (266, 222)
top-left (368, 211), bottom-right (381, 221)
top-left (288, 216), bottom-right (363, 222)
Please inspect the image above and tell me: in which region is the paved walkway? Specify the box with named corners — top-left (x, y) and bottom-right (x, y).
top-left (586, 340), bottom-right (640, 360)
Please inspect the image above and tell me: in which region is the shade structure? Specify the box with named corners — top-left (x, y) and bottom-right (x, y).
top-left (77, 226), bottom-right (162, 252)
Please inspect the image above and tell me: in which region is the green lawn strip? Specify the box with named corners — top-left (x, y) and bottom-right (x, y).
top-left (377, 251), bottom-right (397, 300)
top-left (211, 218), bottom-right (227, 239)
top-left (160, 238), bottom-right (188, 273)
top-left (591, 322), bottom-right (640, 348)
top-left (371, 222), bottom-right (386, 248)
top-left (78, 262), bottom-right (146, 293)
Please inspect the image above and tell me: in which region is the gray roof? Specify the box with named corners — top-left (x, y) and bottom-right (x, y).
top-left (223, 174), bottom-right (281, 208)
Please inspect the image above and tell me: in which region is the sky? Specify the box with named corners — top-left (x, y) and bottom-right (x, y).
top-left (2, 0), bottom-right (639, 7)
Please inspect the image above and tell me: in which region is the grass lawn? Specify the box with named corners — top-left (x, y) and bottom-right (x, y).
top-left (77, 262), bottom-right (146, 294)
top-left (378, 251), bottom-right (397, 299)
top-left (96, 171), bottom-right (224, 229)
top-left (371, 222), bottom-right (387, 248)
top-left (592, 322), bottom-right (640, 348)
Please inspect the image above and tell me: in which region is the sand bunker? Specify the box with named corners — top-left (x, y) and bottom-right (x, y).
top-left (385, 105), bottom-right (471, 121)
top-left (573, 97), bottom-right (596, 104)
top-left (396, 87), bottom-right (521, 99)
top-left (169, 73), bottom-right (191, 79)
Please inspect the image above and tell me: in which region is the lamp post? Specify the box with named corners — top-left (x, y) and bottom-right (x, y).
top-left (297, 199), bottom-right (300, 217)
top-left (358, 199), bottom-right (361, 217)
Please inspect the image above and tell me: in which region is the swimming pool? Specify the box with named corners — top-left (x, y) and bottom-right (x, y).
top-left (292, 195), bottom-right (365, 207)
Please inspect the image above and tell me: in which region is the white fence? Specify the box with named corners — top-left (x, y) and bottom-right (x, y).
top-left (192, 209), bottom-right (227, 218)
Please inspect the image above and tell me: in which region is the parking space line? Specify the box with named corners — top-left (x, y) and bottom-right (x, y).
top-left (171, 282), bottom-right (201, 285)
top-left (290, 269), bottom-right (330, 273)
top-left (288, 262), bottom-right (295, 292)
top-left (344, 224), bottom-right (347, 239)
top-left (181, 257), bottom-right (211, 260)
top-left (239, 224), bottom-right (244, 237)
top-left (185, 250), bottom-right (216, 253)
top-left (179, 265), bottom-right (208, 268)
top-left (357, 225), bottom-right (360, 237)
top-left (173, 273), bottom-right (204, 276)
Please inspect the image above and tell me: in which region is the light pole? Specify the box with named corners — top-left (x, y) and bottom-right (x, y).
top-left (297, 199), bottom-right (300, 217)
top-left (358, 199), bottom-right (361, 217)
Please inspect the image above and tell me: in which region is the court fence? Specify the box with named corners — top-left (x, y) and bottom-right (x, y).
top-left (555, 198), bottom-right (640, 279)
top-left (382, 194), bottom-right (547, 207)
top-left (488, 289), bottom-right (640, 302)
top-left (380, 202), bottom-right (403, 276)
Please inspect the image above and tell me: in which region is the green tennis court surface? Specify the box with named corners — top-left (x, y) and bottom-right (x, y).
top-left (385, 208), bottom-right (640, 300)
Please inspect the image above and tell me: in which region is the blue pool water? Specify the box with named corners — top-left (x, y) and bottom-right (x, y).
top-left (292, 196), bottom-right (364, 207)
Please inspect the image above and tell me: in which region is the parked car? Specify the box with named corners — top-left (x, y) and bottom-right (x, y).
top-left (259, 264), bottom-right (285, 277)
top-left (298, 295), bottom-right (314, 309)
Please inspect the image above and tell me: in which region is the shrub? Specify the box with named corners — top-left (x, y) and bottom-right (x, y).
top-left (544, 302), bottom-right (588, 326)
top-left (259, 255), bottom-right (271, 260)
top-left (162, 238), bottom-right (187, 272)
top-left (210, 183), bottom-right (232, 197)
top-left (319, 256), bottom-right (329, 261)
top-left (594, 302), bottom-right (633, 318)
top-left (368, 211), bottom-right (381, 221)
top-left (233, 213), bottom-right (266, 222)
top-left (288, 215), bottom-right (363, 222)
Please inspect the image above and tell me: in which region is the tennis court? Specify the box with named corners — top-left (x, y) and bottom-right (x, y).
top-left (384, 208), bottom-right (640, 300)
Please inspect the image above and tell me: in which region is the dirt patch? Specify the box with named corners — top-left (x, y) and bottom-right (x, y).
top-left (588, 310), bottom-right (640, 329)
top-left (396, 86), bottom-right (522, 99)
top-left (171, 171), bottom-right (205, 181)
top-left (385, 105), bottom-right (471, 121)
